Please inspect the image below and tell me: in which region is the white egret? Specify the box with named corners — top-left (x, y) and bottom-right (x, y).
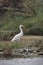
top-left (11, 25), bottom-right (24, 42)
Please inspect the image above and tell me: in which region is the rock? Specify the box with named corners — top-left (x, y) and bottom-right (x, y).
top-left (0, 49), bottom-right (3, 58)
top-left (0, 49), bottom-right (3, 55)
top-left (28, 48), bottom-right (33, 53)
top-left (38, 52), bottom-right (43, 55)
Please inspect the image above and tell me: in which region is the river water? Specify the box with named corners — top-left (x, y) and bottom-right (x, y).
top-left (0, 58), bottom-right (43, 65)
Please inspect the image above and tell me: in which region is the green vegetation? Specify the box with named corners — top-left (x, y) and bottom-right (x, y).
top-left (0, 0), bottom-right (43, 37)
top-left (0, 39), bottom-right (43, 48)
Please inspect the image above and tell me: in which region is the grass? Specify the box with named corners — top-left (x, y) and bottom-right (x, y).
top-left (0, 6), bottom-right (43, 30)
top-left (0, 11), bottom-right (43, 32)
top-left (0, 3), bottom-right (43, 36)
top-left (0, 36), bottom-right (43, 49)
top-left (0, 14), bottom-right (43, 35)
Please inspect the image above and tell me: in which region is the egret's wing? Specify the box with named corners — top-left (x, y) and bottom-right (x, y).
top-left (11, 32), bottom-right (23, 41)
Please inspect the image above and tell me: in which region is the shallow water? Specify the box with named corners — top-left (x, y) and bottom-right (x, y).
top-left (0, 58), bottom-right (43, 65)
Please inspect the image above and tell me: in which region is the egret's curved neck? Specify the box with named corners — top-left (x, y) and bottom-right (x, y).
top-left (19, 27), bottom-right (23, 33)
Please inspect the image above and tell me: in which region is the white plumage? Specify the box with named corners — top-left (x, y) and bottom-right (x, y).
top-left (11, 25), bottom-right (23, 42)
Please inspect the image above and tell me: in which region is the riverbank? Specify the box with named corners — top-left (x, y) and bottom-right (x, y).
top-left (0, 36), bottom-right (43, 58)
